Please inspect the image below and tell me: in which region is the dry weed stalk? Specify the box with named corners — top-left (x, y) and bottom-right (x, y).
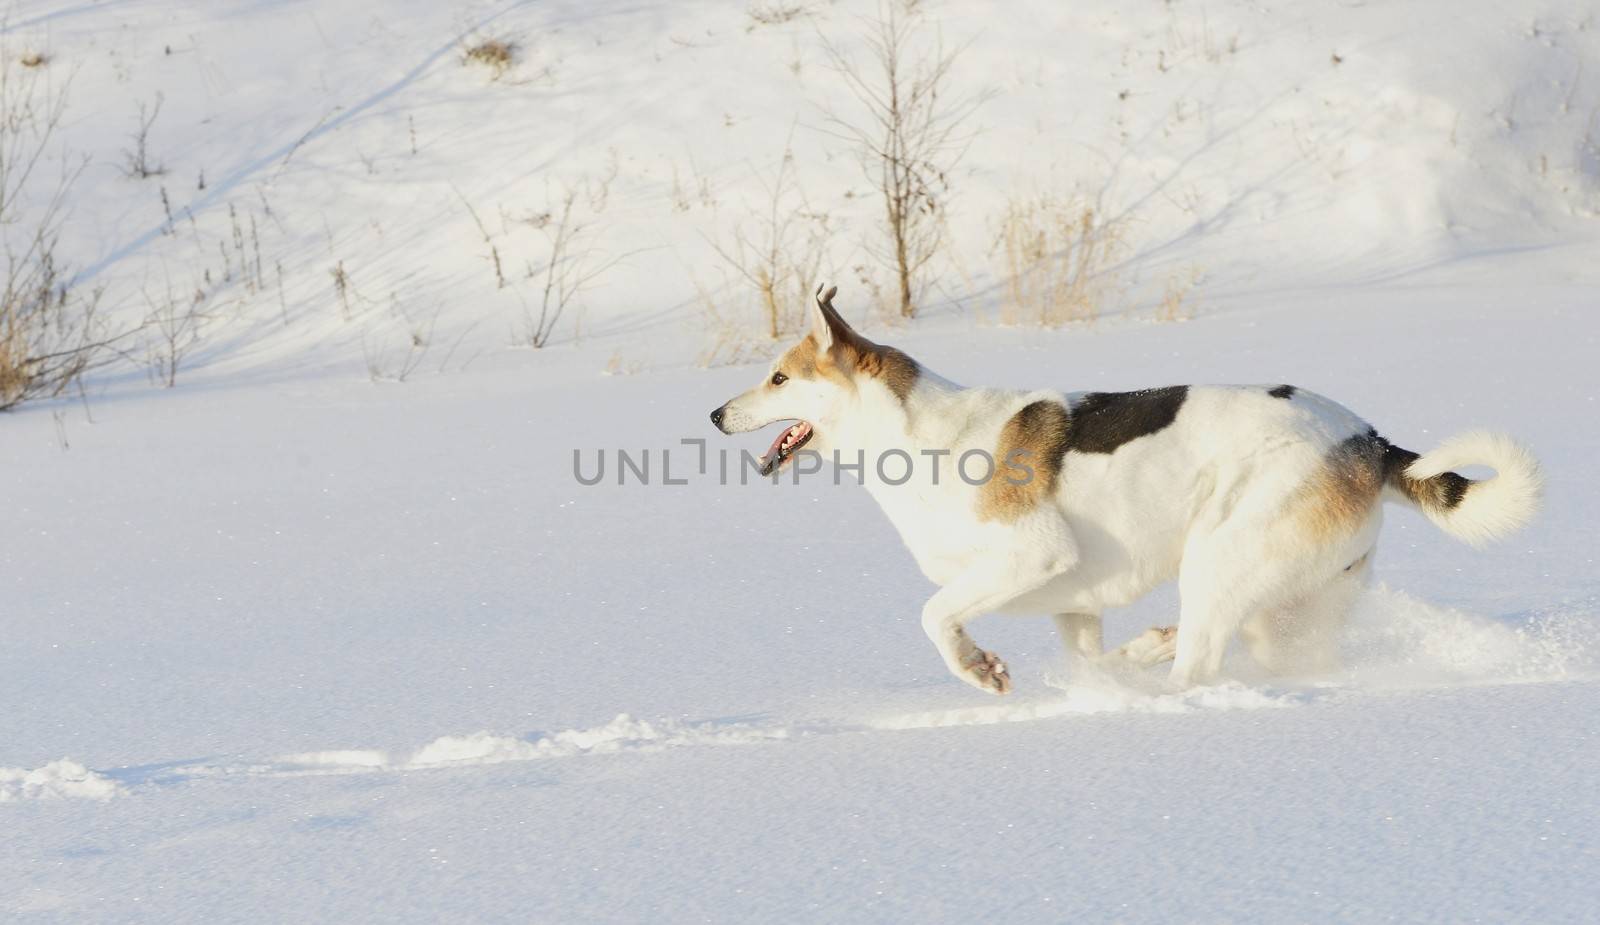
top-left (363, 313), bottom-right (436, 383)
top-left (1157, 265), bottom-right (1203, 323)
top-left (691, 277), bottom-right (767, 369)
top-left (995, 194), bottom-right (1126, 326)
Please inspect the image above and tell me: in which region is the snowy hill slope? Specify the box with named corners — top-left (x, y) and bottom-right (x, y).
top-left (5, 0), bottom-right (1598, 375)
top-left (4, 1), bottom-right (1600, 922)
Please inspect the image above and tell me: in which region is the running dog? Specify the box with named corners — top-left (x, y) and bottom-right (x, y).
top-left (709, 286), bottom-right (1542, 693)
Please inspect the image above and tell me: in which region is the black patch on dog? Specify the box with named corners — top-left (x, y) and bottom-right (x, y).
top-left (1065, 386), bottom-right (1189, 455)
top-left (1376, 432), bottom-right (1471, 510)
top-left (1268, 384), bottom-right (1296, 400)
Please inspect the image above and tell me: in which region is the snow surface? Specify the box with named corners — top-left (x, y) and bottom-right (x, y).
top-left (0, 760), bottom-right (123, 804)
top-left (4, 0), bottom-right (1600, 921)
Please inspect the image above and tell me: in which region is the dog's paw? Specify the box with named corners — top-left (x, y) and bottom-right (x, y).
top-left (1113, 626), bottom-right (1178, 667)
top-left (959, 648), bottom-right (1012, 695)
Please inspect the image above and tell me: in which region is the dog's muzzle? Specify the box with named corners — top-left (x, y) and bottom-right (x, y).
top-left (710, 405), bottom-right (728, 433)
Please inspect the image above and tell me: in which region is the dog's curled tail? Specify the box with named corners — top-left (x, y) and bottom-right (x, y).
top-left (1381, 431), bottom-right (1543, 547)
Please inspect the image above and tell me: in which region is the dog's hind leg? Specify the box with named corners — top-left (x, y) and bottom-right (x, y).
top-left (1168, 526), bottom-right (1301, 687)
top-left (1111, 626), bottom-right (1178, 667)
top-left (1052, 612), bottom-right (1103, 660)
top-left (1172, 435), bottom-right (1386, 687)
top-left (1240, 549), bottom-right (1373, 676)
top-left (1171, 524), bottom-right (1379, 686)
top-left (1060, 613), bottom-right (1178, 672)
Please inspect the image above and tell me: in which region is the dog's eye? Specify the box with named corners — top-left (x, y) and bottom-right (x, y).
top-left (770, 372), bottom-right (788, 386)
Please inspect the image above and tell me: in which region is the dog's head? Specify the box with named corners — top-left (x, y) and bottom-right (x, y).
top-left (709, 285), bottom-right (918, 475)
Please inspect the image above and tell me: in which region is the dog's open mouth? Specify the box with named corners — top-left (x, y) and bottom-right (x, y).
top-left (758, 421), bottom-right (814, 476)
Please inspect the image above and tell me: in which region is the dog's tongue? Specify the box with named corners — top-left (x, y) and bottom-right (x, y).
top-left (758, 431), bottom-right (788, 476)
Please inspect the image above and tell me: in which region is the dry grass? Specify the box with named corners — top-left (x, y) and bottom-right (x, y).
top-left (747, 2), bottom-right (809, 28)
top-left (602, 350), bottom-right (646, 376)
top-left (362, 309), bottom-right (437, 383)
top-left (993, 194), bottom-right (1127, 326)
top-left (0, 52), bottom-right (120, 410)
top-left (0, 315), bottom-right (31, 402)
top-left (0, 279), bottom-right (109, 411)
top-left (691, 278), bottom-right (771, 369)
top-left (464, 38), bottom-right (516, 79)
top-left (1156, 265), bottom-right (1204, 322)
top-left (19, 51), bottom-right (47, 69)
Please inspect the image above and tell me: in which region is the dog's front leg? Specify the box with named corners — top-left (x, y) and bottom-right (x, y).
top-left (921, 547), bottom-right (1076, 695)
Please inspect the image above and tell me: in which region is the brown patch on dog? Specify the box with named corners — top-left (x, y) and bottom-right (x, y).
top-left (978, 400), bottom-right (1071, 522)
top-left (810, 286), bottom-right (920, 403)
top-left (774, 335), bottom-right (821, 381)
top-left (1287, 431), bottom-right (1385, 545)
top-left (851, 343), bottom-right (919, 402)
top-left (773, 330), bottom-right (920, 401)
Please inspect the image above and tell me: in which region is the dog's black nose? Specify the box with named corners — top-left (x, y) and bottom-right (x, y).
top-left (710, 406), bottom-right (725, 429)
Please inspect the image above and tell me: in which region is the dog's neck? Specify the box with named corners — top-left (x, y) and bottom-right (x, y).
top-left (824, 365), bottom-right (969, 466)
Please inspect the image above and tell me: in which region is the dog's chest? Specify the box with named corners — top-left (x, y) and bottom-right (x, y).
top-left (864, 480), bottom-right (994, 585)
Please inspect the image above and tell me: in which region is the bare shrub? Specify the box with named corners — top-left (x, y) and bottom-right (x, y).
top-left (1, 276), bottom-right (108, 410)
top-left (517, 187), bottom-right (621, 348)
top-left (142, 276), bottom-right (207, 388)
top-left (821, 4), bottom-right (982, 318)
top-left (992, 193), bottom-right (1126, 327)
top-left (464, 38), bottom-right (516, 79)
top-left (704, 143), bottom-right (829, 340)
top-left (123, 94), bottom-right (165, 179)
top-left (0, 50), bottom-right (119, 411)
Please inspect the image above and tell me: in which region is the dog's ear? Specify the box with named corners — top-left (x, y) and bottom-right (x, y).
top-left (809, 284), bottom-right (855, 353)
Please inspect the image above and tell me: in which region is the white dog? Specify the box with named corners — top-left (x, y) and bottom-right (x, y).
top-left (711, 286), bottom-right (1542, 693)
